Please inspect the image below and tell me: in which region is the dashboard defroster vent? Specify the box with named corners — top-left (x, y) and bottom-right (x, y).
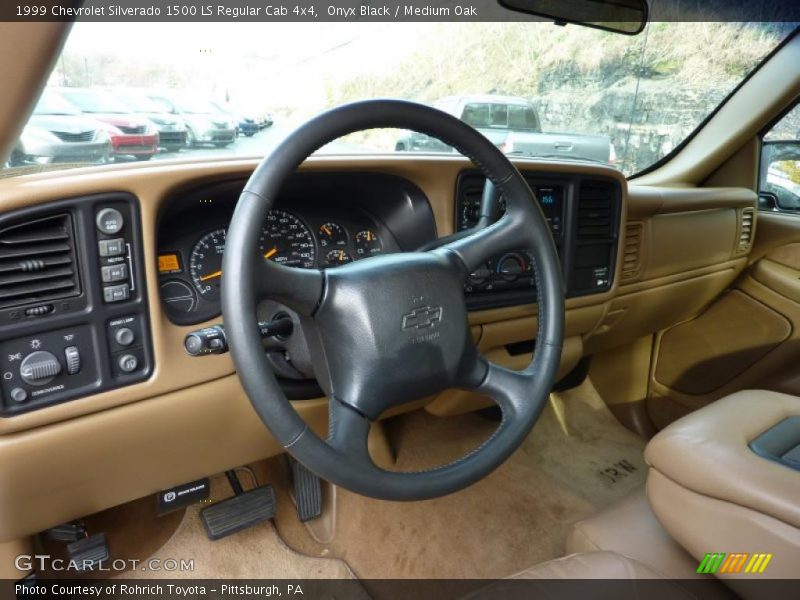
top-left (577, 181), bottom-right (614, 238)
top-left (621, 222), bottom-right (644, 281)
top-left (0, 214), bottom-right (80, 308)
top-left (738, 208), bottom-right (755, 253)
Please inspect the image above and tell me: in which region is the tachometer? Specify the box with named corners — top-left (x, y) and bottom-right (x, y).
top-left (189, 228), bottom-right (227, 301)
top-left (259, 210), bottom-right (316, 268)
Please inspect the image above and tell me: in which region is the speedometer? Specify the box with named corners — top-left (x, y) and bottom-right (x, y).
top-left (189, 228), bottom-right (227, 301)
top-left (259, 210), bottom-right (316, 268)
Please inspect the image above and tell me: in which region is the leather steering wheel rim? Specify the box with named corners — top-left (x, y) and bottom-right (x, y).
top-left (222, 99), bottom-right (564, 501)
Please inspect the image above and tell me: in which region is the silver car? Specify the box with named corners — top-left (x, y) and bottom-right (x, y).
top-left (9, 90), bottom-right (111, 166)
top-left (147, 94), bottom-right (236, 148)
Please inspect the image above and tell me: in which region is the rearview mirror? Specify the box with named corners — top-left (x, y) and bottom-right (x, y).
top-left (498, 0), bottom-right (648, 35)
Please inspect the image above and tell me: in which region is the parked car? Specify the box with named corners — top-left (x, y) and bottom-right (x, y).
top-left (8, 89), bottom-right (111, 166)
top-left (396, 94), bottom-right (616, 164)
top-left (55, 88), bottom-right (159, 161)
top-left (211, 102), bottom-right (265, 137)
top-left (115, 92), bottom-right (187, 152)
top-left (147, 94), bottom-right (236, 147)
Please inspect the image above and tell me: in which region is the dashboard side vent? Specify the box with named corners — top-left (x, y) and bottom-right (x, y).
top-left (0, 213), bottom-right (80, 309)
top-left (621, 222), bottom-right (644, 281)
top-left (577, 181), bottom-right (615, 238)
top-left (738, 208), bottom-right (755, 253)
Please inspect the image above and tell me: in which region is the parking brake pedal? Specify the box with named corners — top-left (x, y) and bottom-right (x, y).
top-left (67, 533), bottom-right (109, 572)
top-left (200, 483), bottom-right (276, 541)
top-left (289, 457), bottom-right (322, 522)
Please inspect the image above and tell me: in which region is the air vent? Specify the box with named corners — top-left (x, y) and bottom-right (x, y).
top-left (577, 181), bottom-right (615, 238)
top-left (738, 208), bottom-right (755, 253)
top-left (0, 214), bottom-right (80, 309)
top-left (621, 222), bottom-right (644, 281)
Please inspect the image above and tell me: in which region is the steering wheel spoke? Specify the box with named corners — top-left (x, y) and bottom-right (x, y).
top-left (256, 258), bottom-right (324, 316)
top-left (434, 216), bottom-right (524, 276)
top-left (326, 398), bottom-right (373, 467)
top-left (464, 359), bottom-right (531, 419)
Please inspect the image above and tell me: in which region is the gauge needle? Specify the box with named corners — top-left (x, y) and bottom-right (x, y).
top-left (321, 225), bottom-right (332, 236)
top-left (263, 247), bottom-right (278, 259)
top-left (200, 270), bottom-right (222, 282)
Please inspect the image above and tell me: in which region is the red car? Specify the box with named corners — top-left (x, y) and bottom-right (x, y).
top-left (55, 88), bottom-right (159, 161)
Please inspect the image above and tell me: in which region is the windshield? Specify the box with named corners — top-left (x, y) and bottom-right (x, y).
top-left (33, 90), bottom-right (81, 116)
top-left (3, 21), bottom-right (796, 174)
top-left (171, 98), bottom-right (223, 115)
top-left (58, 89), bottom-right (129, 114)
top-left (116, 93), bottom-right (165, 114)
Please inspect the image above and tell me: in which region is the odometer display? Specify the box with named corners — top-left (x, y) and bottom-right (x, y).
top-left (259, 210), bottom-right (316, 268)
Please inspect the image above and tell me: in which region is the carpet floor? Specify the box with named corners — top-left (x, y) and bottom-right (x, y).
top-left (271, 379), bottom-right (647, 580)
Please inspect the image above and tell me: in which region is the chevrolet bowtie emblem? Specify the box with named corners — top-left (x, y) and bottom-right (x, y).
top-left (402, 306), bottom-right (443, 330)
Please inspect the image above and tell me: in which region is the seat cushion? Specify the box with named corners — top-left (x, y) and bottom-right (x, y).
top-left (506, 551), bottom-right (671, 579)
top-left (467, 552), bottom-right (709, 600)
top-left (566, 487), bottom-right (702, 579)
top-left (645, 389), bottom-right (800, 581)
top-left (646, 389), bottom-right (800, 528)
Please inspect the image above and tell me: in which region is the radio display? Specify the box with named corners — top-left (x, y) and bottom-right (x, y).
top-left (533, 185), bottom-right (563, 236)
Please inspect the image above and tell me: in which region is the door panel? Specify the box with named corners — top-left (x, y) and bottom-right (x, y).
top-left (648, 211), bottom-right (800, 428)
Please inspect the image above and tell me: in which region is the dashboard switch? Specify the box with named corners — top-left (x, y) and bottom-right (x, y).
top-left (103, 284), bottom-right (130, 303)
top-left (115, 327), bottom-right (135, 347)
top-left (98, 238), bottom-right (125, 257)
top-left (10, 388), bottom-right (27, 403)
top-left (64, 346), bottom-right (81, 375)
top-left (101, 264), bottom-right (128, 283)
top-left (19, 350), bottom-right (62, 386)
top-left (96, 208), bottom-right (124, 235)
top-left (118, 354), bottom-right (138, 373)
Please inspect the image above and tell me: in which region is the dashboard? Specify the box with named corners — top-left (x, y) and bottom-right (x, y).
top-left (157, 170), bottom-right (623, 324)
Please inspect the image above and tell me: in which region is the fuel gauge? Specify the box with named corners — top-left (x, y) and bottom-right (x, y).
top-left (354, 229), bottom-right (382, 257)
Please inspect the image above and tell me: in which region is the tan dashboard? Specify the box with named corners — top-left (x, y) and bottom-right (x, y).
top-left (0, 155), bottom-right (756, 544)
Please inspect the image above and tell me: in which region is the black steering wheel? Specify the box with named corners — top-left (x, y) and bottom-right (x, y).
top-left (222, 100), bottom-right (564, 501)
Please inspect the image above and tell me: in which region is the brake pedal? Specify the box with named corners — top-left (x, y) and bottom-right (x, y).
top-left (200, 485), bottom-right (276, 540)
top-left (290, 458), bottom-right (322, 522)
top-left (67, 533), bottom-right (109, 571)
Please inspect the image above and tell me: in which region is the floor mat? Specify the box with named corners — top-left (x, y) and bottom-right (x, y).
top-left (272, 378), bottom-right (647, 580)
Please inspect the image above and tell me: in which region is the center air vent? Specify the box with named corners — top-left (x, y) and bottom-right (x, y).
top-left (577, 181), bottom-right (615, 238)
top-left (0, 214), bottom-right (80, 309)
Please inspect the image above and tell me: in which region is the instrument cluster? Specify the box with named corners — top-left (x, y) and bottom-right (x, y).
top-left (159, 206), bottom-right (391, 325)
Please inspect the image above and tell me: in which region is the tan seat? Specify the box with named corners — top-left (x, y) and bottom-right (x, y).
top-left (566, 487), bottom-right (703, 579)
top-left (468, 552), bottom-right (712, 599)
top-left (645, 390), bottom-right (800, 582)
top-left (505, 550), bottom-right (674, 579)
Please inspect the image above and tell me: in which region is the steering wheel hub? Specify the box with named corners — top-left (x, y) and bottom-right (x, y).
top-left (312, 250), bottom-right (479, 420)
